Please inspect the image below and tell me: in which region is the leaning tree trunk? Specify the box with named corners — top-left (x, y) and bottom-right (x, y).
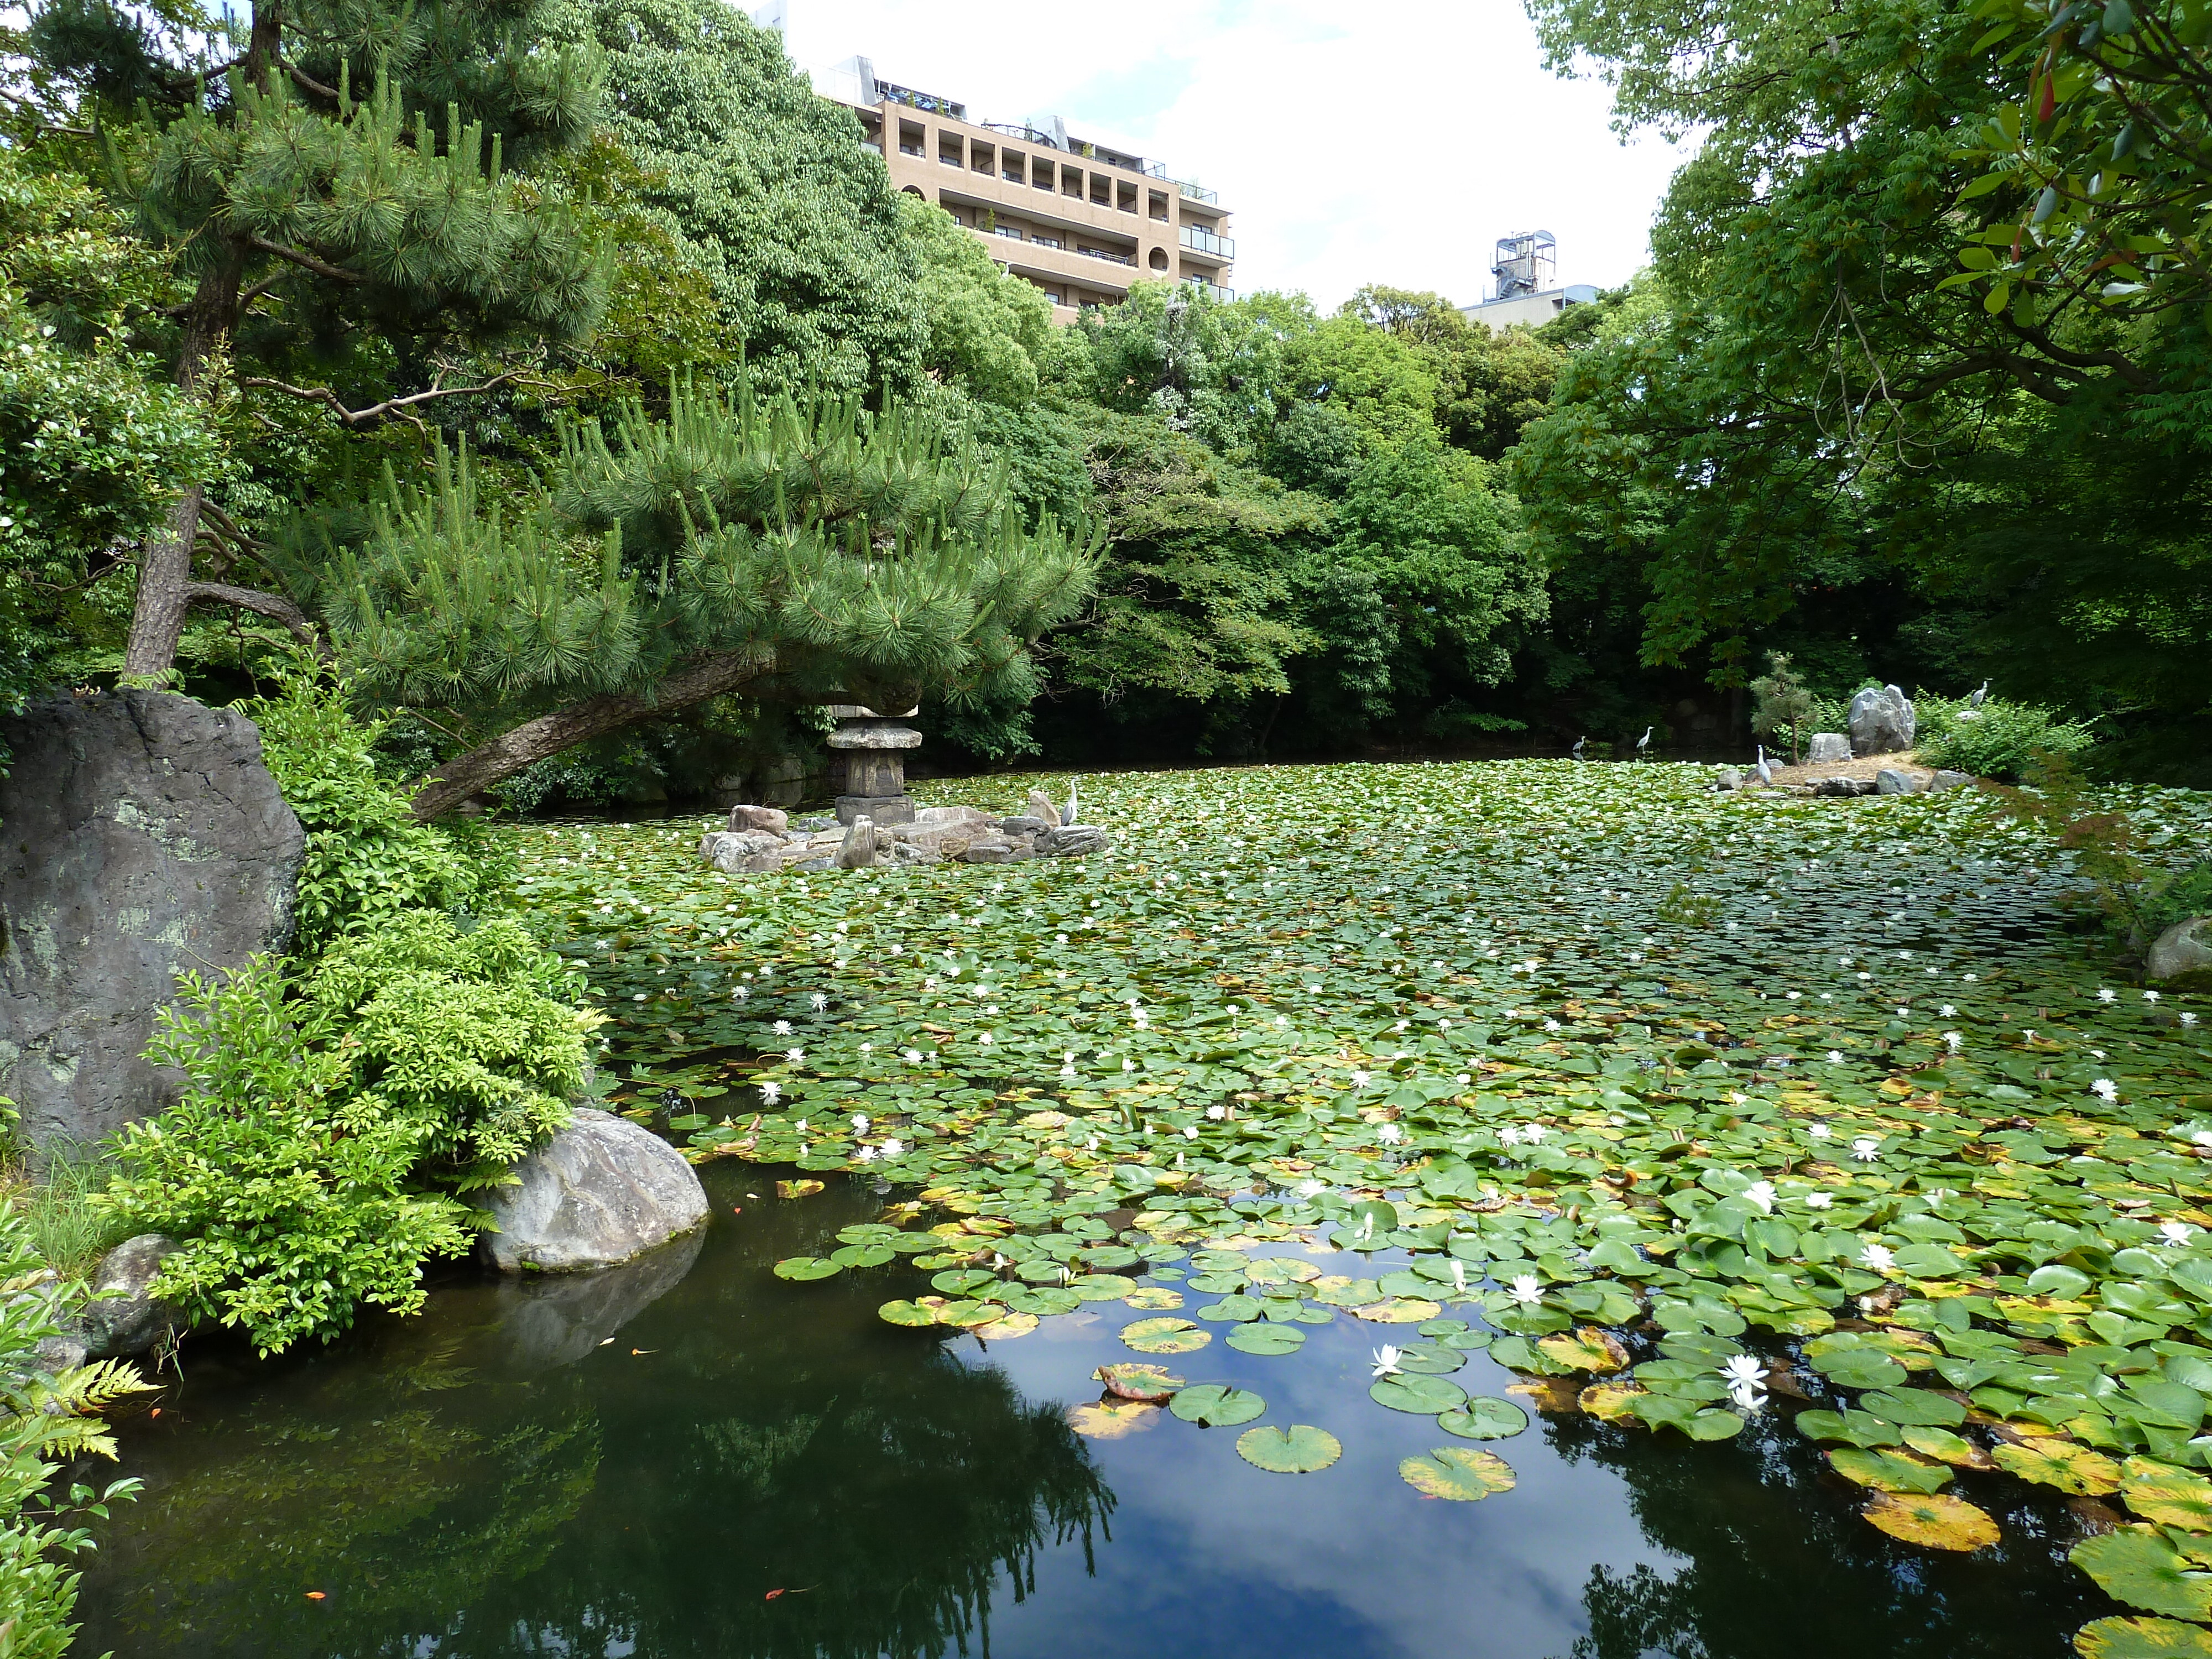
top-left (409, 648), bottom-right (779, 820)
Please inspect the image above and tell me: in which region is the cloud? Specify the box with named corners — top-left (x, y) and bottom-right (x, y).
top-left (779, 0), bottom-right (1684, 309)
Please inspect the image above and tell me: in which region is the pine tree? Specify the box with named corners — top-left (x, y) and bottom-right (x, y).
top-left (305, 375), bottom-right (1099, 818)
top-left (25, 0), bottom-right (607, 679)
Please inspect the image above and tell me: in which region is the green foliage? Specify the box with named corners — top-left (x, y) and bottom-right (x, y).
top-left (899, 196), bottom-right (1055, 406)
top-left (240, 669), bottom-right (502, 952)
top-left (1918, 695), bottom-right (2099, 780)
top-left (1749, 652), bottom-right (1817, 762)
top-left (541, 0), bottom-right (924, 394)
top-left (105, 909), bottom-right (590, 1354)
top-left (0, 1124), bottom-right (145, 1659)
top-left (0, 1149), bottom-right (128, 1284)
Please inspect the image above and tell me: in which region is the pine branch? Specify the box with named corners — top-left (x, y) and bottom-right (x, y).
top-left (182, 580), bottom-right (331, 660)
top-left (243, 235), bottom-right (366, 286)
top-left (239, 366), bottom-right (541, 430)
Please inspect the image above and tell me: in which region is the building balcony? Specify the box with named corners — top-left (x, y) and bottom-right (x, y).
top-left (1178, 181), bottom-right (1219, 205)
top-left (1178, 223), bottom-right (1234, 260)
top-left (1183, 277), bottom-right (1237, 302)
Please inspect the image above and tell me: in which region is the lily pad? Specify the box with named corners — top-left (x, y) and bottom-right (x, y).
top-left (1123, 1317), bottom-right (1212, 1355)
top-left (931, 1268), bottom-right (1000, 1296)
top-left (1371, 1374), bottom-right (1469, 1415)
top-left (1235, 1423), bottom-right (1343, 1473)
top-left (973, 1311), bottom-right (1039, 1340)
top-left (1579, 1382), bottom-right (1648, 1423)
top-left (1066, 1400), bottom-right (1161, 1439)
top-left (1354, 1297), bottom-right (1443, 1324)
top-left (1171, 1385), bottom-right (1267, 1427)
top-left (775, 1179), bottom-right (825, 1199)
top-left (1227, 1322), bottom-right (1307, 1356)
top-left (2073, 1528), bottom-right (2212, 1620)
top-left (1123, 1286), bottom-right (1186, 1310)
top-left (2122, 1459), bottom-right (2212, 1531)
top-left (830, 1244), bottom-right (895, 1268)
top-left (1400, 1446), bottom-right (1516, 1501)
top-left (1861, 1491), bottom-right (2001, 1551)
top-left (1901, 1426), bottom-right (1998, 1470)
top-left (1828, 1447), bottom-right (1953, 1494)
top-left (1993, 1438), bottom-right (2122, 1495)
top-left (2073, 1616), bottom-right (2212, 1658)
top-left (1071, 1274), bottom-right (1139, 1301)
top-left (878, 1300), bottom-right (938, 1327)
top-left (774, 1257), bottom-right (842, 1281)
top-left (1095, 1364), bottom-right (1184, 1403)
top-left (1439, 1396), bottom-right (1531, 1440)
top-left (1196, 1295), bottom-right (1264, 1322)
top-left (1536, 1327), bottom-right (1631, 1375)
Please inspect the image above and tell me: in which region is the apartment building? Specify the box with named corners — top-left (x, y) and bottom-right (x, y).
top-left (815, 60), bottom-right (1235, 324)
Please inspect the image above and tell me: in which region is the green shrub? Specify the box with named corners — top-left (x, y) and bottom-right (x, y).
top-left (1917, 695), bottom-right (2098, 781)
top-left (103, 915), bottom-right (593, 1354)
top-left (239, 669), bottom-right (510, 954)
top-left (0, 1149), bottom-right (129, 1283)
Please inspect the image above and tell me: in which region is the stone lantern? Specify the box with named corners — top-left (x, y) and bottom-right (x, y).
top-left (827, 705), bottom-right (920, 826)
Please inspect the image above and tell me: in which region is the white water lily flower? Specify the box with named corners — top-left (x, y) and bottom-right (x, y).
top-left (773, 1019), bottom-right (793, 1036)
top-left (809, 992), bottom-right (829, 1012)
top-left (1372, 1345), bottom-right (1405, 1378)
top-left (1809, 1123), bottom-right (1834, 1141)
top-left (1745, 1181), bottom-right (1776, 1214)
top-left (1721, 1354), bottom-right (1766, 1389)
top-left (1861, 1242), bottom-right (1896, 1270)
top-left (1084, 1136), bottom-right (1100, 1152)
top-left (1851, 1136), bottom-right (1881, 1161)
top-left (978, 1032), bottom-right (995, 1046)
top-left (1498, 1125), bottom-right (1524, 1147)
top-left (1377, 1123), bottom-right (1404, 1145)
top-left (1507, 1275), bottom-right (1543, 1307)
top-left (903, 1049), bottom-right (924, 1066)
top-left (852, 1114), bottom-right (870, 1133)
top-left (1944, 1031), bottom-right (1964, 1053)
top-left (854, 1145), bottom-right (877, 1163)
top-left (1182, 1125), bottom-right (1199, 1140)
top-left (786, 1047), bottom-right (804, 1063)
top-left (1524, 1124), bottom-right (1548, 1143)
top-left (1826, 1050), bottom-right (1844, 1064)
top-left (2146, 990), bottom-right (2162, 1003)
top-left (2099, 987), bottom-right (2117, 1003)
top-left (1350, 1070), bottom-right (1372, 1088)
top-left (1207, 1104), bottom-right (1227, 1120)
top-left (759, 1081), bottom-right (781, 1104)
top-left (1806, 1192), bottom-right (1835, 1210)
top-left (880, 1138), bottom-right (904, 1158)
top-left (2162, 1221), bottom-right (2194, 1246)
top-left (793, 1119), bottom-right (807, 1132)
top-left (732, 985), bottom-right (749, 1000)
top-left (1727, 1378), bottom-right (1767, 1415)
top-left (2093, 1078), bottom-right (2120, 1103)
top-left (1451, 1260), bottom-right (1467, 1293)
top-left (2185, 1013), bottom-right (2199, 1028)
top-left (1542, 1018), bottom-right (1562, 1033)
top-left (1295, 1180), bottom-right (1328, 1199)
top-left (1121, 1057), bottom-right (1136, 1073)
top-left (2194, 1130), bottom-right (2212, 1149)
top-left (1940, 1004), bottom-right (1957, 1018)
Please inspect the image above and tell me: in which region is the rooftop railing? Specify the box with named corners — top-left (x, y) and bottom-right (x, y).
top-left (875, 80), bottom-right (965, 119)
top-left (1178, 181), bottom-right (1219, 204)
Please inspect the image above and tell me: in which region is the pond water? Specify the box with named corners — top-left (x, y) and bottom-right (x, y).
top-left (75, 1162), bottom-right (2112, 1659)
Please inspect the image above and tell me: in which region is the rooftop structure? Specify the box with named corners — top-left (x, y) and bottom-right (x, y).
top-left (1461, 231), bottom-right (1597, 332)
top-left (808, 55), bottom-right (1234, 323)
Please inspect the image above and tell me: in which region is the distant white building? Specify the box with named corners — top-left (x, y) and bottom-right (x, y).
top-left (1460, 230), bottom-right (1598, 332)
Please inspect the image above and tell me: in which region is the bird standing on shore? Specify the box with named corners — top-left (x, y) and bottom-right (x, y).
top-left (1635, 727), bottom-right (1652, 757)
top-left (1571, 736), bottom-right (1587, 760)
top-left (1061, 779), bottom-right (1079, 827)
top-left (1754, 745), bottom-right (1774, 786)
top-left (1968, 681), bottom-right (1989, 709)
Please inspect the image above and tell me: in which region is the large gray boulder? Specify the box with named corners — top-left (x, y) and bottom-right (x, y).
top-left (479, 1109), bottom-right (709, 1272)
top-left (1848, 685), bottom-right (1916, 757)
top-left (80, 1233), bottom-right (188, 1359)
top-left (2148, 918), bottom-right (2212, 989)
top-left (1876, 768), bottom-right (1921, 795)
top-left (0, 691), bottom-right (303, 1148)
top-left (1806, 733), bottom-right (1851, 764)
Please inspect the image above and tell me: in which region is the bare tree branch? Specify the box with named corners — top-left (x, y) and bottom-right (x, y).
top-left (244, 234), bottom-right (366, 286)
top-left (239, 364), bottom-right (541, 429)
top-left (180, 580), bottom-right (330, 660)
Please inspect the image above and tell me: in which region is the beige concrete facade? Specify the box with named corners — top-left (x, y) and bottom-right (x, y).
top-left (829, 88), bottom-right (1234, 325)
top-left (1461, 285), bottom-right (1600, 333)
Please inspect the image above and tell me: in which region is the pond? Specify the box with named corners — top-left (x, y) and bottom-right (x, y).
top-left (76, 1164), bottom-right (2110, 1659)
top-left (69, 760), bottom-right (2212, 1657)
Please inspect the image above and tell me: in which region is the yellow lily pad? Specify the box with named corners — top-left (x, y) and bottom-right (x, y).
top-left (2122, 1459), bottom-right (2212, 1532)
top-left (1902, 1426), bottom-right (1997, 1470)
top-left (1353, 1297), bottom-right (1442, 1323)
top-left (1829, 1447), bottom-right (1952, 1494)
top-left (2073, 1615), bottom-right (2212, 1658)
top-left (1861, 1491), bottom-right (2001, 1551)
top-left (774, 1178), bottom-right (825, 1199)
top-left (1122, 1317), bottom-right (1211, 1354)
top-left (1123, 1286), bottom-right (1186, 1310)
top-left (1066, 1399), bottom-right (1160, 1439)
top-left (972, 1311), bottom-right (1038, 1340)
top-left (1579, 1381), bottom-right (1648, 1423)
top-left (1993, 1438), bottom-right (2122, 1495)
top-left (1536, 1326), bottom-right (1631, 1374)
top-left (1400, 1446), bottom-right (1516, 1501)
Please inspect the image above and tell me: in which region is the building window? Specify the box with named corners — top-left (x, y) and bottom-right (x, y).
top-left (1032, 234), bottom-right (1062, 249)
top-left (997, 225), bottom-right (1025, 241)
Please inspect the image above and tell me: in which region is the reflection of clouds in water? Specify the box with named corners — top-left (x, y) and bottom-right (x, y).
top-left (961, 1296), bottom-right (1674, 1659)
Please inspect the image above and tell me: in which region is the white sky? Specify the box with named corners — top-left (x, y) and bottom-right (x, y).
top-left (773, 0), bottom-right (1686, 310)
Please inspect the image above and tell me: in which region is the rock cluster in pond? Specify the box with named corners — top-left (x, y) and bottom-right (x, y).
top-left (2149, 918), bottom-right (2212, 989)
top-left (701, 787), bottom-right (1108, 875)
top-left (1847, 685), bottom-right (1916, 756)
top-left (0, 690), bottom-right (304, 1149)
top-left (478, 1108), bottom-right (709, 1273)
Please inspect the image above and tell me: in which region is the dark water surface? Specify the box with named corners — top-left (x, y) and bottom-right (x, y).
top-left (75, 1164), bottom-right (2115, 1659)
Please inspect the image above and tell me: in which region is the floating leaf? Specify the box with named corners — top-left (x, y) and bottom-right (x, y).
top-left (2074, 1528), bottom-right (2212, 1619)
top-left (1095, 1364), bottom-right (1183, 1403)
top-left (1861, 1491), bottom-right (2001, 1551)
top-left (1390, 1340), bottom-right (1468, 1375)
top-left (1171, 1385), bottom-right (1267, 1427)
top-left (2121, 1459), bottom-right (2212, 1531)
top-left (1353, 1297), bottom-right (1442, 1324)
top-left (1829, 1447), bottom-right (1953, 1494)
top-left (1236, 1424), bottom-right (1343, 1473)
top-left (1400, 1446), bottom-right (1516, 1501)
top-left (1439, 1396), bottom-right (1530, 1440)
top-left (1070, 1274), bottom-right (1139, 1301)
top-left (878, 1300), bottom-right (938, 1327)
top-left (1536, 1327), bottom-right (1631, 1374)
top-left (1902, 1426), bottom-right (1997, 1470)
top-left (1123, 1286), bottom-right (1185, 1310)
top-left (1123, 1317), bottom-right (1211, 1355)
top-left (1196, 1295), bottom-right (1263, 1323)
top-left (774, 1180), bottom-right (825, 1200)
top-left (774, 1257), bottom-right (841, 1281)
top-left (830, 1244), bottom-right (894, 1269)
top-left (1067, 1400), bottom-right (1160, 1439)
top-left (973, 1311), bottom-right (1038, 1340)
top-left (931, 1269), bottom-right (999, 1296)
top-left (1994, 1439), bottom-right (2122, 1495)
top-left (1226, 1323), bottom-right (1306, 1356)
top-left (1579, 1382), bottom-right (1648, 1424)
top-left (2073, 1616), bottom-right (2212, 1658)
top-left (1371, 1374), bottom-right (1469, 1415)
top-left (1858, 1388), bottom-right (1968, 1428)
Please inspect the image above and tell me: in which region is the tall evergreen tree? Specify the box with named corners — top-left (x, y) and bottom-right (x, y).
top-left (25, 0), bottom-right (607, 679)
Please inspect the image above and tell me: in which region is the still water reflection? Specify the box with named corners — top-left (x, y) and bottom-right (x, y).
top-left (75, 1166), bottom-right (2114, 1658)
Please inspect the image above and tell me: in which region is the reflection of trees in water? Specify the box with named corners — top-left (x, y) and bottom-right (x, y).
top-left (1541, 1412), bottom-right (2107, 1659)
top-left (74, 1180), bottom-right (1114, 1659)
